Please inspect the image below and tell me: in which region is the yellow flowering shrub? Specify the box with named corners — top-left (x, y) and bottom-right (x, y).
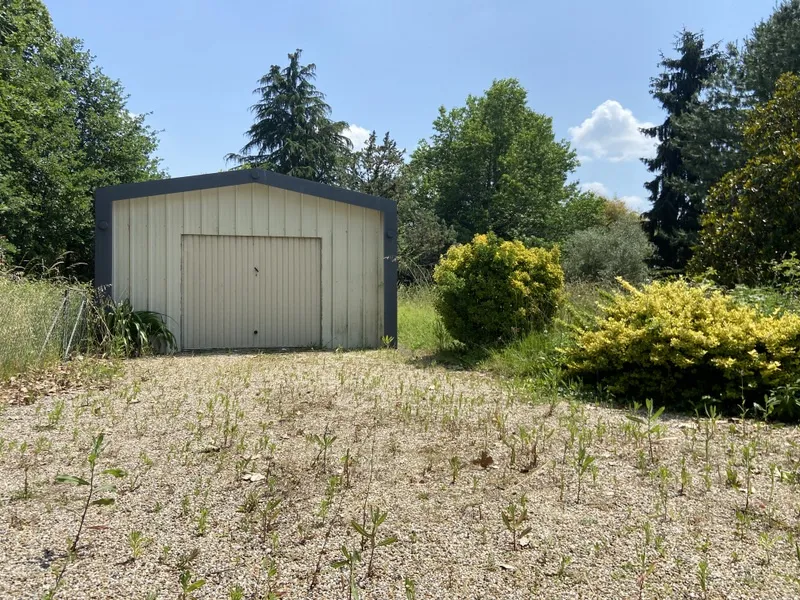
top-left (433, 233), bottom-right (563, 346)
top-left (564, 279), bottom-right (800, 418)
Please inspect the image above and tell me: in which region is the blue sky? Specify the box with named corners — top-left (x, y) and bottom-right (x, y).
top-left (48, 0), bottom-right (775, 212)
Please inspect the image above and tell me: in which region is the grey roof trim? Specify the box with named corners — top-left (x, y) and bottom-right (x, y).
top-left (94, 168), bottom-right (398, 348)
top-left (95, 168), bottom-right (396, 213)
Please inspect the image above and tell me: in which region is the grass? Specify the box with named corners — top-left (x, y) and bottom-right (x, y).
top-left (0, 272), bottom-right (89, 380)
top-left (398, 282), bottom-right (607, 379)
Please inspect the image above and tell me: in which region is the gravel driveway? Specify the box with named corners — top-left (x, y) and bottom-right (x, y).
top-left (1, 351), bottom-right (799, 599)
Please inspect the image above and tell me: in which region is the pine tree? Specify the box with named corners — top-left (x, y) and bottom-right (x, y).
top-left (641, 30), bottom-right (722, 269)
top-left (226, 49), bottom-right (350, 183)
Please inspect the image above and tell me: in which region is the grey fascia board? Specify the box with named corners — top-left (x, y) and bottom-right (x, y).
top-left (93, 168), bottom-right (398, 346)
top-left (95, 169), bottom-right (396, 213)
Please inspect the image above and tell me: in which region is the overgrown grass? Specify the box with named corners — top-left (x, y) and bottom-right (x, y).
top-left (398, 282), bottom-right (606, 379)
top-left (398, 286), bottom-right (448, 351)
top-left (0, 272), bottom-right (87, 380)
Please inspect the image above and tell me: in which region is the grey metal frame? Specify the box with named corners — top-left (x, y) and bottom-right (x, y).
top-left (94, 168), bottom-right (398, 346)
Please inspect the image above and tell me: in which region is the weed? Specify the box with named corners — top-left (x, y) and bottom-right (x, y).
top-left (351, 506), bottom-right (398, 577)
top-left (449, 455), bottom-right (462, 484)
top-left (556, 554), bottom-right (572, 579)
top-left (228, 585), bottom-right (244, 600)
top-left (741, 440), bottom-right (756, 512)
top-left (196, 508), bottom-right (209, 536)
top-left (48, 434), bottom-right (125, 596)
top-left (679, 457), bottom-right (691, 496)
top-left (178, 570), bottom-right (206, 600)
top-left (653, 465), bottom-right (671, 520)
top-left (318, 475), bottom-right (341, 522)
top-left (331, 545), bottom-right (362, 600)
top-left (404, 577), bottom-right (417, 600)
top-left (574, 438), bottom-right (596, 504)
top-left (501, 494), bottom-right (531, 551)
top-left (128, 530), bottom-right (151, 560)
top-left (625, 399), bottom-right (665, 464)
top-left (307, 426), bottom-right (337, 471)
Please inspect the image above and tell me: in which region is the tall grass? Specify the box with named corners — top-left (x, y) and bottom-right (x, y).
top-left (397, 282), bottom-right (606, 379)
top-left (398, 286), bottom-right (449, 351)
top-left (0, 272), bottom-right (89, 380)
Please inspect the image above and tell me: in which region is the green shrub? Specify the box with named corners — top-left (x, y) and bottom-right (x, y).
top-left (563, 279), bottom-right (800, 420)
top-left (562, 215), bottom-right (653, 284)
top-left (433, 233), bottom-right (564, 346)
top-left (98, 299), bottom-right (176, 357)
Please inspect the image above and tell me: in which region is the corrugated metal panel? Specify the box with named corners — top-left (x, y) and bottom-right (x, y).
top-left (181, 235), bottom-right (321, 349)
top-left (115, 183), bottom-right (383, 350)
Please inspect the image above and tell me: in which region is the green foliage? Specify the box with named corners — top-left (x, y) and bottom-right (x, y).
top-left (98, 298), bottom-right (176, 357)
top-left (690, 73), bottom-right (800, 286)
top-left (564, 279), bottom-right (800, 420)
top-left (398, 286), bottom-right (453, 351)
top-left (743, 0), bottom-right (800, 101)
top-left (0, 269), bottom-right (85, 379)
top-left (670, 46), bottom-right (748, 213)
top-left (433, 233), bottom-right (564, 346)
top-left (410, 78), bottom-right (578, 244)
top-left (642, 29), bottom-right (724, 269)
top-left (226, 49), bottom-right (350, 183)
top-left (562, 210), bottom-right (653, 284)
top-left (0, 0), bottom-right (162, 277)
top-left (340, 131), bottom-right (405, 199)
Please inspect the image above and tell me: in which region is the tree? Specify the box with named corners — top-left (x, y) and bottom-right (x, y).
top-left (411, 79), bottom-right (578, 244)
top-left (0, 0), bottom-right (161, 277)
top-left (670, 46), bottom-right (748, 215)
top-left (340, 131), bottom-right (405, 199)
top-left (641, 30), bottom-right (723, 270)
top-left (743, 0), bottom-right (800, 102)
top-left (690, 73), bottom-right (800, 286)
top-left (226, 49), bottom-right (350, 183)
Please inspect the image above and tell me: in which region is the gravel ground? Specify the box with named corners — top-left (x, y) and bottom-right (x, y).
top-left (1, 350), bottom-right (800, 599)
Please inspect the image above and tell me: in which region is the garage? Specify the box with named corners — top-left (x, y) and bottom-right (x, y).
top-left (94, 169), bottom-right (397, 350)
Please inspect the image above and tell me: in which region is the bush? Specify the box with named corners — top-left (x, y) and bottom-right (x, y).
top-left (562, 213), bottom-right (653, 284)
top-left (98, 299), bottom-right (176, 357)
top-left (563, 279), bottom-right (800, 420)
top-left (433, 233), bottom-right (563, 346)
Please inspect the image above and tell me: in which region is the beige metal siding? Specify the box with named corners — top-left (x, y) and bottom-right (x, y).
top-left (111, 183), bottom-right (383, 350)
top-left (181, 235), bottom-right (321, 349)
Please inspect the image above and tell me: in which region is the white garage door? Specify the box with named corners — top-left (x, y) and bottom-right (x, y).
top-left (181, 235), bottom-right (322, 350)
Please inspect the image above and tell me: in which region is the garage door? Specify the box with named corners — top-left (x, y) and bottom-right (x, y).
top-left (181, 235), bottom-right (322, 350)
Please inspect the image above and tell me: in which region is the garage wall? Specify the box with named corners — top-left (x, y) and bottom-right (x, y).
top-left (111, 183), bottom-right (384, 350)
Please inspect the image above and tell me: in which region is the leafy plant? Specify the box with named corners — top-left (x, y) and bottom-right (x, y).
top-left (47, 434), bottom-right (125, 597)
top-left (626, 399), bottom-right (665, 465)
top-left (565, 278), bottom-right (800, 420)
top-left (128, 530), bottom-right (151, 560)
top-left (501, 494), bottom-right (532, 550)
top-left (307, 426), bottom-right (337, 470)
top-left (351, 506), bottom-right (398, 577)
top-left (434, 233), bottom-right (563, 346)
top-left (98, 298), bottom-right (175, 357)
top-left (55, 434), bottom-right (125, 553)
top-left (331, 545), bottom-right (362, 600)
top-left (178, 570), bottom-right (206, 600)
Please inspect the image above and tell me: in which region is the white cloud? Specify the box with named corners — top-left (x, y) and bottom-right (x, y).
top-left (579, 182), bottom-right (650, 214)
top-left (620, 195), bottom-right (650, 214)
top-left (343, 124), bottom-right (371, 151)
top-left (580, 181), bottom-right (611, 197)
top-left (569, 100), bottom-right (656, 162)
